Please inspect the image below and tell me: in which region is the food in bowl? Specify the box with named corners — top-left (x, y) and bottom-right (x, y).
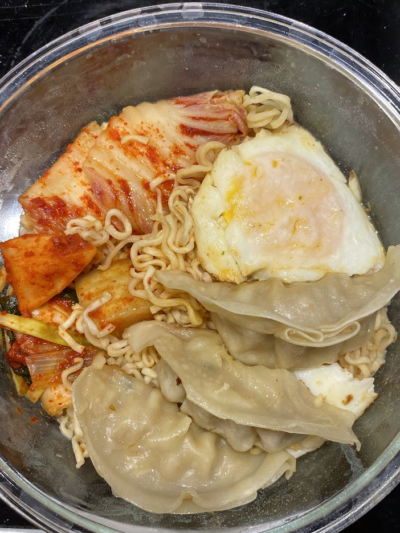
top-left (0, 86), bottom-right (398, 514)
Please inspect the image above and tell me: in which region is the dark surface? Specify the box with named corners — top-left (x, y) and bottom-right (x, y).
top-left (0, 0), bottom-right (399, 531)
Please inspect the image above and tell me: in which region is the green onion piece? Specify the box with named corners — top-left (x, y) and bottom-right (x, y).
top-left (0, 313), bottom-right (90, 347)
top-left (13, 365), bottom-right (32, 387)
top-left (57, 289), bottom-right (79, 303)
top-left (0, 294), bottom-right (21, 316)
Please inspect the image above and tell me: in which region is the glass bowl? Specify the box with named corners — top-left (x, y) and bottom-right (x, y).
top-left (1, 3), bottom-right (400, 532)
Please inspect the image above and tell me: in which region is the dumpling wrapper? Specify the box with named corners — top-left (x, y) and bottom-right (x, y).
top-left (181, 399), bottom-right (305, 453)
top-left (211, 312), bottom-right (377, 369)
top-left (156, 359), bottom-right (186, 403)
top-left (126, 322), bottom-right (359, 447)
top-left (73, 365), bottom-right (295, 514)
top-left (156, 358), bottom-right (305, 453)
top-left (157, 246), bottom-right (400, 347)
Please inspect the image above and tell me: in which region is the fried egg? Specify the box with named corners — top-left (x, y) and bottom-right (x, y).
top-left (191, 124), bottom-right (384, 283)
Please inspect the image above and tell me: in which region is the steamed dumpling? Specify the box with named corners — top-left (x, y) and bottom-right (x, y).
top-left (156, 358), bottom-right (305, 454)
top-left (181, 399), bottom-right (305, 453)
top-left (211, 313), bottom-right (377, 369)
top-left (73, 365), bottom-right (295, 513)
top-left (156, 354), bottom-right (308, 453)
top-left (157, 246), bottom-right (400, 346)
top-left (126, 321), bottom-right (359, 447)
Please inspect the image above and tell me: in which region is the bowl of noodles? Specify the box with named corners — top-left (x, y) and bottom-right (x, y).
top-left (1, 2), bottom-right (400, 532)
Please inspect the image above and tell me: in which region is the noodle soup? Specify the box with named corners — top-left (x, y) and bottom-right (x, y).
top-left (0, 86), bottom-right (398, 514)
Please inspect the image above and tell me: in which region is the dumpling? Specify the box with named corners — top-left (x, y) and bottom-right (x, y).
top-left (181, 399), bottom-right (305, 453)
top-left (156, 343), bottom-right (310, 454)
top-left (211, 312), bottom-right (377, 370)
top-left (125, 321), bottom-right (359, 447)
top-left (73, 365), bottom-right (295, 514)
top-left (157, 246), bottom-right (400, 347)
top-left (154, 361), bottom-right (302, 454)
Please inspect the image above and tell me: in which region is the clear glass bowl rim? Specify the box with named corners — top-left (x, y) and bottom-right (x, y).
top-left (1, 3), bottom-right (400, 533)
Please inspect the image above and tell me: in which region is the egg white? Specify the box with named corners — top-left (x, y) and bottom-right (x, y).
top-left (294, 362), bottom-right (377, 419)
top-left (191, 124), bottom-right (384, 284)
top-left (284, 362), bottom-right (377, 458)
